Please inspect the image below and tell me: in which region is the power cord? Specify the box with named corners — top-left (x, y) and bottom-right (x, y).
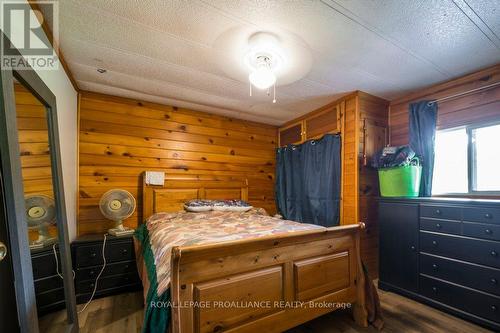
top-left (52, 233), bottom-right (108, 314)
top-left (52, 243), bottom-right (75, 280)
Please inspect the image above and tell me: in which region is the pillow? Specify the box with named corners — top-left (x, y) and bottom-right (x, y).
top-left (212, 200), bottom-right (253, 212)
top-left (184, 199), bottom-right (214, 212)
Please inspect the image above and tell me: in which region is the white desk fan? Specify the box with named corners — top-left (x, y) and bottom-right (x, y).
top-left (25, 195), bottom-right (57, 250)
top-left (99, 189), bottom-right (136, 237)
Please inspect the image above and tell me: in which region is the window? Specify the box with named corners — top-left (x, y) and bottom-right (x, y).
top-left (432, 123), bottom-right (500, 195)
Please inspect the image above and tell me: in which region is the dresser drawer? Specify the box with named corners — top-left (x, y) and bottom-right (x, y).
top-left (74, 240), bottom-right (134, 268)
top-left (463, 222), bottom-right (500, 241)
top-left (420, 218), bottom-right (461, 235)
top-left (421, 254), bottom-right (500, 296)
top-left (420, 275), bottom-right (500, 323)
top-left (36, 288), bottom-right (65, 308)
top-left (76, 273), bottom-right (140, 294)
top-left (420, 232), bottom-right (500, 268)
top-left (421, 205), bottom-right (461, 221)
top-left (463, 207), bottom-right (500, 224)
top-left (34, 275), bottom-right (64, 294)
top-left (75, 260), bottom-right (137, 282)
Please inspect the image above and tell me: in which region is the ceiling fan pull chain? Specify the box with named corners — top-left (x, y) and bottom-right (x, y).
top-left (273, 82), bottom-right (276, 103)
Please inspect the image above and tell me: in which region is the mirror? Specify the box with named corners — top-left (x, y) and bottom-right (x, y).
top-left (13, 78), bottom-right (73, 332)
top-left (14, 80), bottom-right (58, 250)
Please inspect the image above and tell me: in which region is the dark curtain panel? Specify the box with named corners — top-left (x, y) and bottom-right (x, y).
top-left (275, 134), bottom-right (341, 227)
top-left (409, 101), bottom-right (438, 197)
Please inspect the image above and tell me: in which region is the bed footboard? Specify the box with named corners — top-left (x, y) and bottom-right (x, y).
top-left (170, 223), bottom-right (367, 333)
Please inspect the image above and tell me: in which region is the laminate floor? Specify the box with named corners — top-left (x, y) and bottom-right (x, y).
top-left (38, 288), bottom-right (493, 333)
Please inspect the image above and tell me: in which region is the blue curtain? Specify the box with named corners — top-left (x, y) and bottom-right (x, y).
top-left (275, 134), bottom-right (341, 227)
top-left (409, 101), bottom-right (438, 197)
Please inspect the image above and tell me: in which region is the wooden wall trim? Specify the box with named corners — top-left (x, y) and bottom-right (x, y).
top-left (29, 2), bottom-right (79, 91)
top-left (79, 90), bottom-right (277, 132)
top-left (389, 63), bottom-right (500, 146)
top-left (76, 92), bottom-right (81, 236)
top-left (354, 95), bottom-right (360, 226)
top-left (391, 64), bottom-right (500, 106)
top-left (281, 91), bottom-right (362, 128)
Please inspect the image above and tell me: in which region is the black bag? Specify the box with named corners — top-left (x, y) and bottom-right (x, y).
top-left (371, 145), bottom-right (417, 169)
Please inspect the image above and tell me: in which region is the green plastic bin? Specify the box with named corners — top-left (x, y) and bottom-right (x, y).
top-left (378, 165), bottom-right (422, 197)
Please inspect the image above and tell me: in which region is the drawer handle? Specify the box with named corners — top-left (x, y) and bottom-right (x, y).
top-left (432, 264), bottom-right (438, 270)
top-left (90, 283), bottom-right (95, 288)
top-left (435, 209), bottom-right (441, 215)
top-left (485, 229), bottom-right (493, 235)
top-left (89, 270), bottom-right (95, 276)
top-left (485, 213), bottom-right (492, 219)
top-left (122, 249), bottom-right (128, 254)
top-left (432, 240), bottom-right (438, 246)
top-left (491, 278), bottom-right (498, 285)
top-left (492, 305), bottom-right (497, 312)
top-left (90, 253), bottom-right (97, 258)
top-left (435, 223), bottom-right (442, 229)
top-left (410, 245), bottom-right (416, 251)
top-left (432, 287), bottom-right (438, 293)
top-left (491, 251), bottom-right (498, 257)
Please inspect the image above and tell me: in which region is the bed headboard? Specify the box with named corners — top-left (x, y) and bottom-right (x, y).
top-left (142, 174), bottom-right (249, 222)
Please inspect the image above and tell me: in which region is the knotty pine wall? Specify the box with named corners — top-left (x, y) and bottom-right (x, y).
top-left (390, 64), bottom-right (500, 145)
top-left (78, 92), bottom-right (277, 235)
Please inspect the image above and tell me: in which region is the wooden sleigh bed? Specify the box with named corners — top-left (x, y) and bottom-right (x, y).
top-left (138, 176), bottom-right (367, 333)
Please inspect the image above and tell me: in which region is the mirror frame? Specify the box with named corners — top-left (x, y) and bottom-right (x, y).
top-left (0, 33), bottom-right (78, 333)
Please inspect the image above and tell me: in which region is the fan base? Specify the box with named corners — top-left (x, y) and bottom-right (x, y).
top-left (108, 227), bottom-right (135, 237)
top-left (29, 237), bottom-right (57, 250)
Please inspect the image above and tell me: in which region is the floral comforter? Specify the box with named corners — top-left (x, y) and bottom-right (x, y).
top-left (145, 208), bottom-right (324, 295)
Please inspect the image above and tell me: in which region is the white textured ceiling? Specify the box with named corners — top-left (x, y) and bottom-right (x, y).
top-left (47, 0), bottom-right (500, 125)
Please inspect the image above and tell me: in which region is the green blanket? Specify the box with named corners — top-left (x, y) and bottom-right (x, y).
top-left (135, 224), bottom-right (171, 333)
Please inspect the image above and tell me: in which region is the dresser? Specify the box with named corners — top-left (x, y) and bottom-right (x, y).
top-left (31, 247), bottom-right (66, 315)
top-left (71, 235), bottom-right (142, 304)
top-left (379, 198), bottom-right (500, 331)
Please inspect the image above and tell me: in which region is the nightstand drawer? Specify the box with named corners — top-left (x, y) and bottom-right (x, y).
top-left (463, 207), bottom-right (500, 224)
top-left (75, 260), bottom-right (137, 281)
top-left (74, 240), bottom-right (134, 267)
top-left (420, 254), bottom-right (500, 296)
top-left (420, 218), bottom-right (461, 235)
top-left (463, 222), bottom-right (500, 241)
top-left (420, 232), bottom-right (500, 268)
top-left (421, 205), bottom-right (461, 221)
top-left (36, 288), bottom-right (65, 308)
top-left (34, 275), bottom-right (64, 294)
top-left (32, 251), bottom-right (58, 279)
top-left (420, 275), bottom-right (500, 323)
top-left (76, 273), bottom-right (140, 294)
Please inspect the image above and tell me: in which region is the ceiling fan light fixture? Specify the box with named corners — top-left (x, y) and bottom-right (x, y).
top-left (249, 63), bottom-right (276, 90)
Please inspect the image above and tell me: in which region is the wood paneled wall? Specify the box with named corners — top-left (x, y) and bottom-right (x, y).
top-left (357, 93), bottom-right (389, 277)
top-left (15, 83), bottom-right (56, 240)
top-left (341, 95), bottom-right (358, 227)
top-left (390, 64), bottom-right (500, 145)
top-left (78, 92), bottom-right (277, 235)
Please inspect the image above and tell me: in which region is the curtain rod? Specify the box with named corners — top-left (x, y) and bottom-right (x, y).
top-left (427, 80), bottom-right (500, 106)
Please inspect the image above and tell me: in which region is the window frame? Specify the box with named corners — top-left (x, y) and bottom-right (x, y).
top-left (434, 120), bottom-right (500, 197)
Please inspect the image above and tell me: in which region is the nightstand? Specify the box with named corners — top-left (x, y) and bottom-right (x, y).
top-left (71, 234), bottom-right (142, 304)
top-left (31, 247), bottom-right (66, 314)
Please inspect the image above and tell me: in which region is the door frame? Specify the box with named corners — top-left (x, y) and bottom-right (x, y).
top-left (0, 33), bottom-right (78, 332)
